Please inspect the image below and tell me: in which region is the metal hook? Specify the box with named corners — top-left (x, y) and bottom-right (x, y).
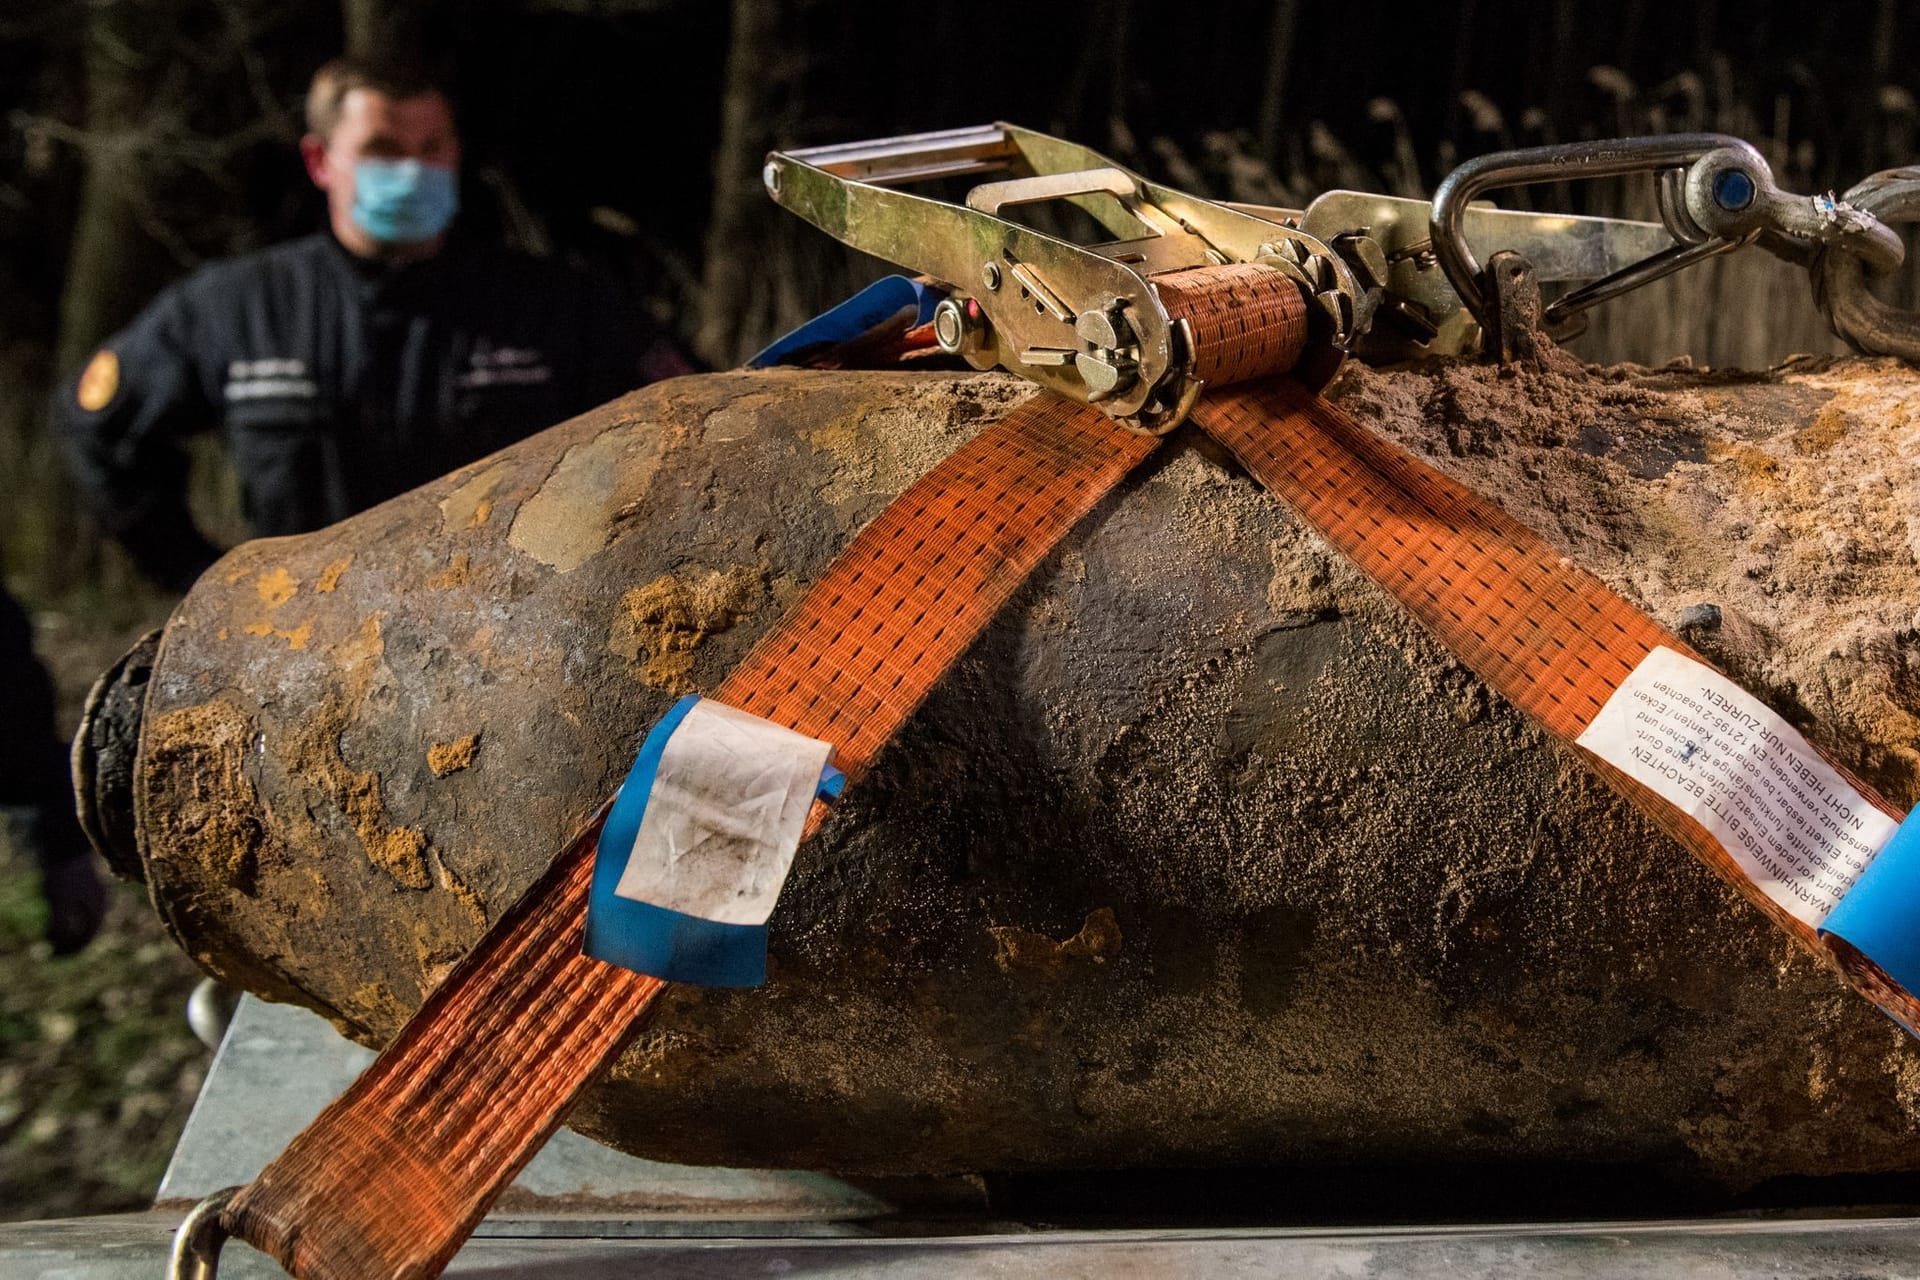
top-left (1430, 133), bottom-right (1906, 353)
top-left (1430, 134), bottom-right (1764, 341)
top-left (168, 1186), bottom-right (239, 1280)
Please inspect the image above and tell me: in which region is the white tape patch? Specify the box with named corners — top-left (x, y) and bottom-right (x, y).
top-left (1576, 646), bottom-right (1897, 927)
top-left (613, 699), bottom-right (832, 925)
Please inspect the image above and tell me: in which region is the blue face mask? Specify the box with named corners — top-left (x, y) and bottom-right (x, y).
top-left (349, 159), bottom-right (459, 246)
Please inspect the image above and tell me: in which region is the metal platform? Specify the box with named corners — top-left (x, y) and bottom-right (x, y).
top-left (154, 995), bottom-right (896, 1227)
top-left (17, 1210), bottom-right (1920, 1278)
top-left (10, 996), bottom-right (1920, 1277)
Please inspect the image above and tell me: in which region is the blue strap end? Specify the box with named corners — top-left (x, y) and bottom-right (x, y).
top-left (1821, 807), bottom-right (1920, 1032)
top-left (585, 900), bottom-right (771, 989)
top-left (746, 276), bottom-right (941, 369)
top-left (817, 763), bottom-right (846, 802)
top-left (583, 694), bottom-right (837, 987)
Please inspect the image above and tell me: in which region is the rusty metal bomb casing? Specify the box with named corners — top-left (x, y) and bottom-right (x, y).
top-left (95, 361), bottom-right (1920, 1185)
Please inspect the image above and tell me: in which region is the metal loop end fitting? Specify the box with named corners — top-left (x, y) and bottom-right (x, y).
top-left (168, 1186), bottom-right (239, 1280)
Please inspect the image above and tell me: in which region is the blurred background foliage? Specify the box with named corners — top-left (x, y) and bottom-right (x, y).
top-left (4, 0), bottom-right (1920, 1222)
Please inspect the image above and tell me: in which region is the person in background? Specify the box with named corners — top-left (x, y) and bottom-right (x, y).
top-left (0, 579), bottom-right (105, 954)
top-left (56, 56), bottom-right (690, 591)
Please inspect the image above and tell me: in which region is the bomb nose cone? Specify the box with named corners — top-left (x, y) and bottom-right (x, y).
top-left (73, 627), bottom-right (161, 883)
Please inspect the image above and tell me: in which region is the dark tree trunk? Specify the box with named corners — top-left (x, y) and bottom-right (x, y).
top-left (693, 0), bottom-right (838, 370)
top-left (1256, 0), bottom-right (1300, 163)
top-left (45, 0), bottom-right (183, 597)
top-left (342, 0), bottom-right (432, 63)
top-left (694, 0), bottom-right (781, 368)
top-left (54, 4), bottom-right (176, 378)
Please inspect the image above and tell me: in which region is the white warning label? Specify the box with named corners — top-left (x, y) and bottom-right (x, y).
top-left (1576, 646), bottom-right (1896, 927)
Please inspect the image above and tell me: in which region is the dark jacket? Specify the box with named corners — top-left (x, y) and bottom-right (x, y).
top-left (0, 579), bottom-right (86, 867)
top-left (56, 232), bottom-right (679, 589)
top-left (0, 574), bottom-right (106, 951)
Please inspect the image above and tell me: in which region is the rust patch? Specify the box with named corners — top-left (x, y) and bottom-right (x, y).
top-left (318, 614), bottom-right (388, 711)
top-left (254, 567), bottom-right (298, 608)
top-left (608, 565), bottom-right (760, 691)
top-left (368, 825), bottom-right (431, 889)
top-left (242, 619), bottom-right (313, 650)
top-left (314, 557), bottom-right (352, 593)
top-left (804, 414), bottom-right (861, 459)
top-left (138, 700), bottom-right (276, 888)
top-left (988, 907), bottom-right (1122, 974)
top-left (509, 424), bottom-right (669, 573)
top-left (336, 614), bottom-right (385, 689)
top-left (433, 856), bottom-right (489, 927)
top-left (1708, 438), bottom-right (1780, 487)
top-left (344, 983), bottom-right (411, 1038)
top-left (1793, 402), bottom-right (1850, 456)
top-left (280, 680), bottom-right (435, 890)
top-left (440, 462), bottom-right (507, 533)
top-left (331, 761), bottom-right (430, 890)
top-left (427, 733), bottom-right (481, 777)
top-left (352, 798), bottom-right (426, 887)
top-left (427, 551), bottom-right (471, 590)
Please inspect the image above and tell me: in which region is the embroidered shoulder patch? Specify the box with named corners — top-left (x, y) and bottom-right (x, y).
top-left (76, 350), bottom-right (119, 412)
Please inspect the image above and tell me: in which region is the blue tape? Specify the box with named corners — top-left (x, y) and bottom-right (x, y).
top-left (583, 694), bottom-right (838, 987)
top-left (1821, 809), bottom-right (1920, 1018)
top-left (745, 276), bottom-right (941, 369)
top-left (585, 895), bottom-right (772, 990)
top-left (817, 763), bottom-right (846, 802)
